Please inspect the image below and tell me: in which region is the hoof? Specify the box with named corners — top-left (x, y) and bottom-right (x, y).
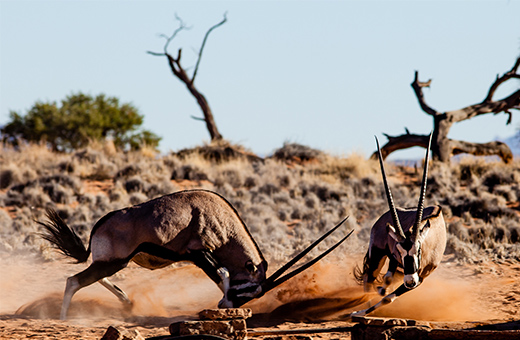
top-left (351, 310), bottom-right (367, 318)
top-left (122, 299), bottom-right (134, 311)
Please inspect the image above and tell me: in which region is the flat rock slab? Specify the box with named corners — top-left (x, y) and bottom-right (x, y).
top-left (170, 319), bottom-right (247, 340)
top-left (351, 315), bottom-right (418, 327)
top-left (100, 326), bottom-right (145, 340)
top-left (199, 308), bottom-right (253, 320)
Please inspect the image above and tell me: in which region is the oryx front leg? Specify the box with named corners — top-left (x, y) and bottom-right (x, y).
top-left (216, 267), bottom-right (233, 308)
top-left (352, 283), bottom-right (411, 317)
top-left (216, 266), bottom-right (230, 295)
top-left (99, 278), bottom-right (132, 307)
top-left (377, 257), bottom-right (398, 296)
top-left (186, 249), bottom-right (233, 308)
top-left (363, 247), bottom-right (386, 293)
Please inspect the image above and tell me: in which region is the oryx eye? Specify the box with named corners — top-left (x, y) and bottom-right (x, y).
top-left (396, 243), bottom-right (406, 256)
top-left (245, 260), bottom-right (257, 274)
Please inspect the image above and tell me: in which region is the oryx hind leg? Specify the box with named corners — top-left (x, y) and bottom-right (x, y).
top-left (61, 259), bottom-right (129, 320)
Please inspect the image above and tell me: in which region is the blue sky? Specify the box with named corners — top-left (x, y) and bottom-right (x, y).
top-left (1, 1), bottom-right (519, 159)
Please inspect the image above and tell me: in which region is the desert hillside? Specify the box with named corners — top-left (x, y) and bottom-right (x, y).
top-left (1, 142), bottom-right (520, 339)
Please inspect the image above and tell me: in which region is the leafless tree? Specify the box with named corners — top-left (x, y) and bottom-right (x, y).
top-left (374, 56), bottom-right (520, 163)
top-left (148, 14), bottom-right (227, 141)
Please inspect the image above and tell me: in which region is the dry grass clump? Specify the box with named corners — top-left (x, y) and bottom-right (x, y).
top-left (309, 152), bottom-right (380, 182)
top-left (428, 159), bottom-right (520, 262)
top-left (1, 141), bottom-right (519, 265)
top-left (175, 140), bottom-right (261, 164)
top-left (270, 142), bottom-right (325, 163)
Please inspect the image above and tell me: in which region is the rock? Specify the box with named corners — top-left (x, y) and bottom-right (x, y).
top-left (100, 326), bottom-right (145, 340)
top-left (169, 319), bottom-right (247, 340)
top-left (261, 337), bottom-right (313, 340)
top-left (198, 308), bottom-right (253, 320)
top-left (351, 324), bottom-right (430, 340)
top-left (351, 315), bottom-right (417, 326)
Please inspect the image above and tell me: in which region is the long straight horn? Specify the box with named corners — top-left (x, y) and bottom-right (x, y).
top-left (375, 137), bottom-right (405, 241)
top-left (262, 229), bottom-right (354, 293)
top-left (413, 132), bottom-right (433, 238)
top-left (263, 216), bottom-right (349, 286)
top-left (234, 219), bottom-right (352, 308)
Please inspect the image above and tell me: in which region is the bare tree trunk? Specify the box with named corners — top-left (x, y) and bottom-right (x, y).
top-left (149, 14), bottom-right (227, 142)
top-left (377, 57), bottom-right (520, 163)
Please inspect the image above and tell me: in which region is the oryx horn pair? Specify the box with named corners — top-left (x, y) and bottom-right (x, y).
top-left (238, 216), bottom-right (353, 305)
top-left (375, 133), bottom-right (433, 242)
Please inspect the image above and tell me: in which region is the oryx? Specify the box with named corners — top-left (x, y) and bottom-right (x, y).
top-left (38, 189), bottom-right (352, 320)
top-left (351, 134), bottom-right (446, 317)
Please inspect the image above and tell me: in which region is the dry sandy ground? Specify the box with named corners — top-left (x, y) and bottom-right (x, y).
top-left (1, 253), bottom-right (519, 339)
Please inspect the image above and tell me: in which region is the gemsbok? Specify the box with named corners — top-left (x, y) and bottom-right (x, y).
top-left (39, 189), bottom-right (352, 320)
top-left (351, 134), bottom-right (446, 317)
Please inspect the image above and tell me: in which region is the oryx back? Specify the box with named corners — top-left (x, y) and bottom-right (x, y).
top-left (89, 190), bottom-right (265, 276)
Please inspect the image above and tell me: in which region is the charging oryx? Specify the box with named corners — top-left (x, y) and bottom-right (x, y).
top-left (39, 189), bottom-right (352, 320)
top-left (351, 134), bottom-right (446, 317)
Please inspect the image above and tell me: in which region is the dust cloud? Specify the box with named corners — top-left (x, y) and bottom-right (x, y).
top-left (1, 253), bottom-right (497, 322)
top-left (247, 260), bottom-right (494, 322)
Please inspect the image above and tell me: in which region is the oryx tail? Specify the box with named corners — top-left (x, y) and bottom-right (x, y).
top-left (38, 209), bottom-right (90, 263)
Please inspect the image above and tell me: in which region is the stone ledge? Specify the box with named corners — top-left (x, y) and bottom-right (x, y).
top-left (169, 319), bottom-right (247, 340)
top-left (351, 315), bottom-right (418, 327)
top-left (199, 308), bottom-right (253, 320)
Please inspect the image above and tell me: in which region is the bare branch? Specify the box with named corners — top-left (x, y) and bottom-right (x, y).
top-left (411, 71), bottom-right (439, 116)
top-left (147, 51), bottom-right (166, 57)
top-left (446, 86), bottom-right (520, 124)
top-left (484, 56), bottom-right (520, 103)
top-left (451, 140), bottom-right (512, 163)
top-left (371, 131), bottom-right (430, 160)
top-left (373, 131), bottom-right (513, 164)
top-left (191, 115), bottom-right (206, 121)
top-left (191, 12), bottom-right (227, 84)
top-left (147, 14), bottom-right (190, 58)
top-left (163, 14), bottom-right (190, 55)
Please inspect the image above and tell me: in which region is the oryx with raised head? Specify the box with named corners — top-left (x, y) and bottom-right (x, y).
top-left (351, 134), bottom-right (446, 317)
top-left (39, 189), bottom-right (352, 320)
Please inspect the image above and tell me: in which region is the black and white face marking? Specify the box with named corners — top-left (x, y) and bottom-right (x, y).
top-left (388, 220), bottom-right (431, 289)
top-left (217, 260), bottom-right (267, 308)
top-left (221, 280), bottom-right (263, 307)
top-left (218, 279), bottom-right (262, 308)
top-left (395, 238), bottom-right (421, 289)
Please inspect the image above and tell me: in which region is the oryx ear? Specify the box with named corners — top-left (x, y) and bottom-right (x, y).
top-left (417, 220), bottom-right (431, 242)
top-left (245, 260), bottom-right (257, 274)
top-left (386, 223), bottom-right (401, 242)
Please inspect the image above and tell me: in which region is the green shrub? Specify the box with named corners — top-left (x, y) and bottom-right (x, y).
top-left (1, 92), bottom-right (160, 151)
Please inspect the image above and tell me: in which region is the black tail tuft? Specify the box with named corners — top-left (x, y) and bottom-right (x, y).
top-left (37, 209), bottom-right (90, 263)
top-left (353, 252), bottom-right (370, 285)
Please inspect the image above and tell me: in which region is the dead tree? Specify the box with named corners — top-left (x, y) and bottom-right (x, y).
top-left (148, 14), bottom-right (226, 142)
top-left (374, 56), bottom-right (520, 163)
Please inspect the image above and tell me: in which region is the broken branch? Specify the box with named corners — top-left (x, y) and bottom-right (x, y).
top-left (411, 71), bottom-right (438, 116)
